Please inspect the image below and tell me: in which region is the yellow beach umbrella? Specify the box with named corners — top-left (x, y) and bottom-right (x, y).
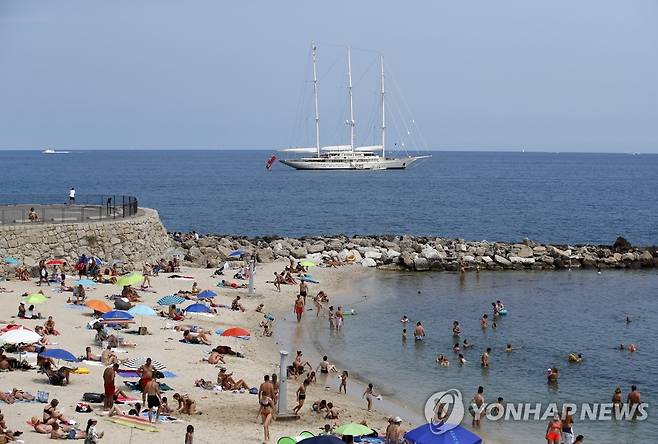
top-left (115, 273), bottom-right (143, 287)
top-left (24, 293), bottom-right (48, 304)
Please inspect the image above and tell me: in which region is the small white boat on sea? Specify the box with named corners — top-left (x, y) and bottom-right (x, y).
top-left (42, 149), bottom-right (71, 154)
top-left (279, 43), bottom-right (430, 171)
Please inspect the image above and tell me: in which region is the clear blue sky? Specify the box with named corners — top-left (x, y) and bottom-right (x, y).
top-left (1, 0), bottom-right (657, 152)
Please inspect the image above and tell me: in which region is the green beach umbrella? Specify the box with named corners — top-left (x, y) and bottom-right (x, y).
top-left (334, 423), bottom-right (374, 436)
top-left (299, 260), bottom-right (317, 267)
top-left (115, 273), bottom-right (143, 287)
top-left (24, 293), bottom-right (48, 304)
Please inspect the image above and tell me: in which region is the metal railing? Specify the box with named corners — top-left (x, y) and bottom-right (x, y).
top-left (0, 194), bottom-right (138, 225)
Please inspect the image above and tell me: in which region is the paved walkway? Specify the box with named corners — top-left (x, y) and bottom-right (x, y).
top-left (0, 204), bottom-right (140, 225)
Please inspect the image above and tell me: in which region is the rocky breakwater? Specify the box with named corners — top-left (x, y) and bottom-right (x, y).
top-left (174, 234), bottom-right (658, 272)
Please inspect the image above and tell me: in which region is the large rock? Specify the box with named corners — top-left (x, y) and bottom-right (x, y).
top-left (290, 247), bottom-right (308, 259)
top-left (413, 257), bottom-right (430, 271)
top-left (613, 236), bottom-right (631, 251)
top-left (515, 245), bottom-right (534, 258)
top-left (361, 257), bottom-right (377, 267)
top-left (401, 251), bottom-right (415, 268)
top-left (307, 242), bottom-right (326, 254)
top-left (364, 250), bottom-right (382, 260)
top-left (494, 255), bottom-right (511, 266)
top-left (421, 247), bottom-right (442, 260)
top-left (257, 247), bottom-right (275, 263)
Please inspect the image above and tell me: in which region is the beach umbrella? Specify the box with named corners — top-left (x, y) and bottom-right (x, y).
top-left (221, 327), bottom-right (250, 337)
top-left (85, 299), bottom-right (112, 313)
top-left (298, 436), bottom-right (343, 444)
top-left (228, 249), bottom-right (245, 258)
top-left (404, 424), bottom-right (482, 444)
top-left (334, 423), bottom-right (374, 436)
top-left (299, 260), bottom-right (317, 267)
top-left (24, 293), bottom-right (48, 304)
top-left (0, 324), bottom-right (32, 333)
top-left (93, 257), bottom-right (104, 266)
top-left (115, 273), bottom-right (143, 287)
top-left (3, 257), bottom-right (19, 265)
top-left (0, 327), bottom-right (42, 345)
top-left (76, 279), bottom-right (96, 287)
top-left (184, 303), bottom-right (211, 313)
top-left (45, 259), bottom-right (65, 266)
top-left (39, 348), bottom-right (78, 362)
top-left (157, 295), bottom-right (186, 306)
top-left (101, 310), bottom-right (134, 321)
top-left (197, 290), bottom-right (217, 299)
top-left (123, 357), bottom-right (166, 371)
top-left (128, 305), bottom-right (156, 317)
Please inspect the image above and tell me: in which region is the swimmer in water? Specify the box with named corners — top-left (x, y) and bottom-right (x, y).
top-left (453, 343), bottom-right (461, 353)
top-left (628, 343), bottom-right (637, 353)
top-left (452, 321), bottom-right (461, 337)
top-left (505, 343), bottom-right (519, 352)
top-left (458, 354), bottom-right (467, 365)
top-left (625, 316), bottom-right (632, 324)
top-left (480, 314), bottom-right (489, 328)
top-left (401, 329), bottom-right (407, 341)
top-left (481, 348), bottom-right (491, 368)
top-left (547, 367), bottom-right (559, 384)
top-left (400, 315), bottom-right (409, 324)
top-left (463, 339), bottom-right (473, 349)
top-left (619, 343), bottom-right (625, 350)
top-left (414, 322), bottom-right (425, 341)
top-left (492, 321), bottom-right (497, 329)
top-left (491, 302), bottom-right (500, 317)
top-left (567, 353), bottom-right (583, 363)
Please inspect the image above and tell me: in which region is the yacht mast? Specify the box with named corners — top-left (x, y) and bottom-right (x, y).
top-left (312, 42), bottom-right (320, 158)
top-left (347, 47), bottom-right (355, 152)
top-left (380, 54), bottom-right (386, 159)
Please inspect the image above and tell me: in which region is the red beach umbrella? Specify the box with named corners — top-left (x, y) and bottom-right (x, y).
top-left (45, 259), bottom-right (65, 266)
top-left (221, 327), bottom-right (250, 337)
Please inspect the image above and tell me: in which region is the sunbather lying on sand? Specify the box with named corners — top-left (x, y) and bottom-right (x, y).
top-left (183, 330), bottom-right (211, 345)
top-left (206, 351), bottom-right (225, 365)
top-left (50, 421), bottom-right (86, 440)
top-left (11, 388), bottom-right (34, 401)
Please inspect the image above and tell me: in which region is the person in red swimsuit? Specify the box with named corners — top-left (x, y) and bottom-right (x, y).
top-left (294, 295), bottom-right (304, 322)
top-left (545, 415), bottom-right (562, 444)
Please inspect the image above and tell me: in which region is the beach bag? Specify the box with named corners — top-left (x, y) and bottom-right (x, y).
top-left (75, 402), bottom-right (93, 413)
top-left (83, 392), bottom-right (104, 403)
top-left (36, 390), bottom-right (49, 403)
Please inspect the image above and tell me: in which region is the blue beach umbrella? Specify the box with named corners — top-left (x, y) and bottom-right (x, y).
top-left (101, 310), bottom-right (134, 321)
top-left (39, 348), bottom-right (78, 362)
top-left (197, 290), bottom-right (217, 299)
top-left (93, 257), bottom-right (104, 266)
top-left (3, 257), bottom-right (19, 265)
top-left (228, 249), bottom-right (245, 258)
top-left (184, 303), bottom-right (211, 313)
top-left (128, 305), bottom-right (156, 317)
top-left (404, 424), bottom-right (482, 444)
top-left (157, 295), bottom-right (186, 306)
top-left (76, 279), bottom-right (96, 287)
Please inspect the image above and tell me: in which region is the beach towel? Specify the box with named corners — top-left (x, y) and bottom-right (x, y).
top-left (116, 394), bottom-right (138, 403)
top-left (140, 412), bottom-right (177, 422)
top-left (104, 417), bottom-right (159, 432)
top-left (72, 367), bottom-right (90, 374)
top-left (179, 339), bottom-right (207, 345)
top-left (124, 381), bottom-right (173, 392)
top-left (118, 370), bottom-right (176, 378)
top-left (82, 360), bottom-right (105, 367)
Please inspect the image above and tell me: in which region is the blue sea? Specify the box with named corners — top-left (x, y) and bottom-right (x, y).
top-left (2, 149), bottom-right (657, 443)
top-left (1, 150), bottom-right (657, 244)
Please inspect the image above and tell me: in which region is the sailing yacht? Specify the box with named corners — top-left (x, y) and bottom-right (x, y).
top-left (279, 44), bottom-right (429, 171)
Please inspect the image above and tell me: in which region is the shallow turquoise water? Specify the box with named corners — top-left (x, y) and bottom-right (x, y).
top-left (305, 270), bottom-right (658, 443)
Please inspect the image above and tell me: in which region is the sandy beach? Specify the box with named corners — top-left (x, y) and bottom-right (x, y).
top-left (0, 260), bottom-right (439, 444)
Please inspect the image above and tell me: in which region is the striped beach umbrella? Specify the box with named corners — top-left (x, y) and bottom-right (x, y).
top-left (122, 357), bottom-right (166, 371)
top-left (157, 295), bottom-right (186, 306)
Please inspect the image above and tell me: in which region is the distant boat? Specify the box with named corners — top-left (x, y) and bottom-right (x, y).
top-left (42, 149), bottom-right (71, 154)
top-left (279, 43), bottom-right (430, 171)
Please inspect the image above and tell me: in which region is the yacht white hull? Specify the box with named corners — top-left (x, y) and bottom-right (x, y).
top-left (280, 156), bottom-right (425, 170)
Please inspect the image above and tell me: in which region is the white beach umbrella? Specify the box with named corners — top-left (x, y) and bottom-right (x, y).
top-left (0, 327), bottom-right (42, 345)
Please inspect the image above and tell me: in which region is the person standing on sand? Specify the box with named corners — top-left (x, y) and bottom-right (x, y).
top-left (299, 280), bottom-right (308, 304)
top-left (294, 295), bottom-right (304, 322)
top-left (185, 425), bottom-right (194, 444)
top-left (471, 386), bottom-right (485, 427)
top-left (259, 375), bottom-right (274, 405)
top-left (292, 379), bottom-right (309, 414)
top-left (362, 383), bottom-right (379, 411)
top-left (103, 363), bottom-right (119, 410)
top-left (137, 358), bottom-right (154, 391)
top-left (259, 392), bottom-right (274, 442)
top-left (339, 370), bottom-right (348, 394)
top-left (143, 376), bottom-right (162, 423)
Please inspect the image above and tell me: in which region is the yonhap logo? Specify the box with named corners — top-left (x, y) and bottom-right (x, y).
top-left (424, 389), bottom-right (465, 434)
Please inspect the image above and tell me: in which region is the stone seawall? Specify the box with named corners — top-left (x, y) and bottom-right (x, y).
top-left (173, 234), bottom-right (658, 272)
top-left (0, 208), bottom-right (172, 268)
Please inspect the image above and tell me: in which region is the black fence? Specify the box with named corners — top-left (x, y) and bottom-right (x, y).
top-left (0, 194), bottom-right (138, 225)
